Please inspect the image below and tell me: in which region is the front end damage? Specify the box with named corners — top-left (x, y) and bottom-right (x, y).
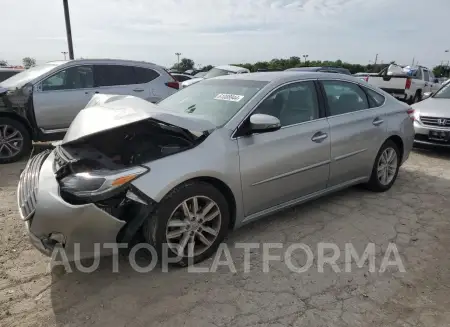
top-left (18, 111), bottom-right (209, 260)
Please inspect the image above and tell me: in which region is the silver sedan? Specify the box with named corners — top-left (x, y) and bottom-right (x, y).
top-left (17, 72), bottom-right (414, 266)
top-left (412, 83), bottom-right (450, 147)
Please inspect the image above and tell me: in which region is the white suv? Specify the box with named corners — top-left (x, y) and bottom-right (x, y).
top-left (0, 59), bottom-right (179, 163)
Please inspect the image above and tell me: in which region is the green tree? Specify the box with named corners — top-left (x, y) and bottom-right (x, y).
top-left (172, 58), bottom-right (195, 72)
top-left (433, 64), bottom-right (450, 77)
top-left (22, 57), bottom-right (36, 69)
top-left (0, 60), bottom-right (8, 67)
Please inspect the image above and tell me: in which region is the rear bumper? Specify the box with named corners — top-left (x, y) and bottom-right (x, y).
top-left (17, 151), bottom-right (126, 260)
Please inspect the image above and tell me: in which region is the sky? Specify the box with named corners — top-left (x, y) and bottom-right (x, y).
top-left (1, 0), bottom-right (449, 69)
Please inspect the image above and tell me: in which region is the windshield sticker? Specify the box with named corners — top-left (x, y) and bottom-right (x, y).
top-left (214, 94), bottom-right (244, 102)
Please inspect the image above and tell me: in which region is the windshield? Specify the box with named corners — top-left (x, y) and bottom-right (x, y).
top-left (0, 63), bottom-right (63, 89)
top-left (203, 67), bottom-right (236, 79)
top-left (434, 83), bottom-right (450, 99)
top-left (158, 79), bottom-right (267, 126)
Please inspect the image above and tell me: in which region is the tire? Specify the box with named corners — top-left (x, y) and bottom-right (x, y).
top-left (143, 181), bottom-right (230, 267)
top-left (412, 91), bottom-right (422, 104)
top-left (365, 140), bottom-right (401, 192)
top-left (0, 117), bottom-right (32, 164)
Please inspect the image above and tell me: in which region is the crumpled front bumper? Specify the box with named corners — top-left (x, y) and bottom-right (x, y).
top-left (17, 151), bottom-right (126, 260)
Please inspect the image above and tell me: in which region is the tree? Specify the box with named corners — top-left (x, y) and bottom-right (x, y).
top-left (0, 60), bottom-right (8, 67)
top-left (172, 58), bottom-right (195, 72)
top-left (22, 57), bottom-right (36, 69)
top-left (433, 64), bottom-right (450, 77)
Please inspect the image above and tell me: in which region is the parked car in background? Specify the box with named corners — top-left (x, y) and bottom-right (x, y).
top-left (0, 67), bottom-right (24, 82)
top-left (411, 82), bottom-right (450, 147)
top-left (171, 73), bottom-right (194, 82)
top-left (194, 71), bottom-right (207, 78)
top-left (0, 59), bottom-right (179, 163)
top-left (285, 66), bottom-right (352, 75)
top-left (367, 64), bottom-right (441, 104)
top-left (181, 65), bottom-right (250, 88)
top-left (18, 72), bottom-right (413, 265)
top-left (353, 72), bottom-right (378, 82)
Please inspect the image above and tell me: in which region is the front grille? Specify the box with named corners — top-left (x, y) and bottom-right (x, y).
top-left (17, 150), bottom-right (50, 220)
top-left (420, 116), bottom-right (450, 127)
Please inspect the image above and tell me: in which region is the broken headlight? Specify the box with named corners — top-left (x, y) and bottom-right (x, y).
top-left (60, 166), bottom-right (149, 201)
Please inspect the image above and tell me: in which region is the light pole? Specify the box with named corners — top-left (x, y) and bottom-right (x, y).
top-left (303, 54), bottom-right (309, 66)
top-left (175, 52), bottom-right (181, 69)
top-left (62, 0), bottom-right (74, 59)
top-left (446, 50), bottom-right (449, 77)
top-left (61, 51), bottom-right (68, 60)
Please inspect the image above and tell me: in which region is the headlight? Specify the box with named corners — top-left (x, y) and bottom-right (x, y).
top-left (60, 166), bottom-right (148, 200)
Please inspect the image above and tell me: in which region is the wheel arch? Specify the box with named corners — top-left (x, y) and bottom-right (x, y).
top-left (0, 112), bottom-right (33, 138)
top-left (385, 135), bottom-right (404, 162)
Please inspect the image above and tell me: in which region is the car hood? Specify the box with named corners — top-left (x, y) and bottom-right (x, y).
top-left (62, 94), bottom-right (216, 145)
top-left (181, 77), bottom-right (204, 87)
top-left (412, 98), bottom-right (450, 117)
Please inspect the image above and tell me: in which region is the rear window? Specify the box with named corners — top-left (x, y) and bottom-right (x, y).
top-left (203, 68), bottom-right (236, 79)
top-left (158, 79), bottom-right (267, 126)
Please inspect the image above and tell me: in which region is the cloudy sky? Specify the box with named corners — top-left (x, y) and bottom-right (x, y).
top-left (1, 0), bottom-right (449, 68)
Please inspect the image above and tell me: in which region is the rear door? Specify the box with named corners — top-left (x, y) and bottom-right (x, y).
top-left (238, 80), bottom-right (331, 217)
top-left (320, 79), bottom-right (387, 187)
top-left (422, 69), bottom-right (432, 93)
top-left (33, 65), bottom-right (94, 130)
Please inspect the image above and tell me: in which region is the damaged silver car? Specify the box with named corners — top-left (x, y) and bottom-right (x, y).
top-left (17, 73), bottom-right (414, 266)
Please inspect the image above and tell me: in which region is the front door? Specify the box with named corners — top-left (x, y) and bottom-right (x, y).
top-left (238, 81), bottom-right (331, 217)
top-left (33, 65), bottom-right (94, 130)
top-left (320, 80), bottom-right (387, 187)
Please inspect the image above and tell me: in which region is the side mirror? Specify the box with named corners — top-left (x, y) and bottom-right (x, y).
top-left (249, 114), bottom-right (281, 134)
top-left (423, 92), bottom-right (433, 99)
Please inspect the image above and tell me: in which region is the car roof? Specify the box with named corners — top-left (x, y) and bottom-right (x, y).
top-left (287, 66), bottom-right (351, 74)
top-left (214, 71), bottom-right (360, 84)
top-left (0, 68), bottom-right (24, 72)
top-left (215, 65), bottom-right (249, 72)
top-left (48, 59), bottom-right (162, 68)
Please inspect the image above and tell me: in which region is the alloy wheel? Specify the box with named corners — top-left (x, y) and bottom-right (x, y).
top-left (166, 196), bottom-right (222, 258)
top-left (0, 124), bottom-right (24, 159)
top-left (377, 147), bottom-right (398, 185)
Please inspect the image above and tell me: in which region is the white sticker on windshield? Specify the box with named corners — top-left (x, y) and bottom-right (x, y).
top-left (214, 93), bottom-right (244, 102)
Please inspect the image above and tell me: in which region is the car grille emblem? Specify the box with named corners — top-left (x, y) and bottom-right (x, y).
top-left (438, 119), bottom-right (447, 126)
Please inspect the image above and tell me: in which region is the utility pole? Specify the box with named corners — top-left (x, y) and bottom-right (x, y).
top-left (63, 0), bottom-right (74, 59)
top-left (411, 57), bottom-right (415, 66)
top-left (175, 52), bottom-right (181, 68)
top-left (61, 51), bottom-right (68, 60)
top-left (374, 53), bottom-right (378, 66)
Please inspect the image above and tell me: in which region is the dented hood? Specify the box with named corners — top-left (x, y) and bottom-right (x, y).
top-left (62, 94), bottom-right (216, 144)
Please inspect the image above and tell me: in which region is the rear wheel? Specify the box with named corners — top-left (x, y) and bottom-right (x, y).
top-left (365, 140), bottom-right (400, 192)
top-left (0, 117), bottom-right (32, 164)
top-left (143, 181), bottom-right (230, 267)
top-left (412, 91), bottom-right (422, 103)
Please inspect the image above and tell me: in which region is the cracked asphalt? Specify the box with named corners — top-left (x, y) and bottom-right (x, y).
top-left (1, 148), bottom-right (450, 326)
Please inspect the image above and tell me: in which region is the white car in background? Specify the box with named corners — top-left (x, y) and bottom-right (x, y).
top-left (181, 65), bottom-right (250, 88)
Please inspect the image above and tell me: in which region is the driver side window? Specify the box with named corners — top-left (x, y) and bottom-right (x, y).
top-left (42, 65), bottom-right (94, 91)
top-left (254, 81), bottom-right (319, 127)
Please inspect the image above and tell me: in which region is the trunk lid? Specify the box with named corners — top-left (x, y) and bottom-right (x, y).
top-left (62, 94), bottom-right (216, 145)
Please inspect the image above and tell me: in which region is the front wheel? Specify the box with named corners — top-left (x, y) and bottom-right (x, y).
top-left (365, 140), bottom-right (400, 192)
top-left (143, 181), bottom-right (230, 267)
top-left (0, 117), bottom-right (32, 164)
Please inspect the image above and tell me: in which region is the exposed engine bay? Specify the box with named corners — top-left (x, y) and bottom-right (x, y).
top-left (52, 118), bottom-right (208, 230)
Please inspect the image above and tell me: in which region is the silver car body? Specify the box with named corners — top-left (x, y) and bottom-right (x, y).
top-left (18, 72), bottom-right (414, 259)
top-left (1, 59), bottom-right (177, 134)
top-left (412, 84), bottom-right (450, 147)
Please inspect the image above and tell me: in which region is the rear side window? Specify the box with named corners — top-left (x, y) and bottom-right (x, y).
top-left (363, 87), bottom-right (385, 107)
top-left (134, 67), bottom-right (159, 84)
top-left (0, 71), bottom-right (19, 82)
top-left (322, 80), bottom-right (369, 116)
top-left (94, 65), bottom-right (135, 87)
top-left (423, 70), bottom-right (430, 82)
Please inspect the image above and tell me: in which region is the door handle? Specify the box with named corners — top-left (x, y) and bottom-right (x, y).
top-left (133, 88), bottom-right (144, 92)
top-left (373, 118), bottom-right (384, 126)
top-left (311, 131), bottom-right (328, 143)
top-left (94, 91), bottom-right (100, 94)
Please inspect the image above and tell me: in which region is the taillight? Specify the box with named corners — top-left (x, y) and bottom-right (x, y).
top-left (407, 108), bottom-right (415, 121)
top-left (364, 76), bottom-right (369, 82)
top-left (405, 78), bottom-right (411, 89)
top-left (165, 81), bottom-right (179, 89)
